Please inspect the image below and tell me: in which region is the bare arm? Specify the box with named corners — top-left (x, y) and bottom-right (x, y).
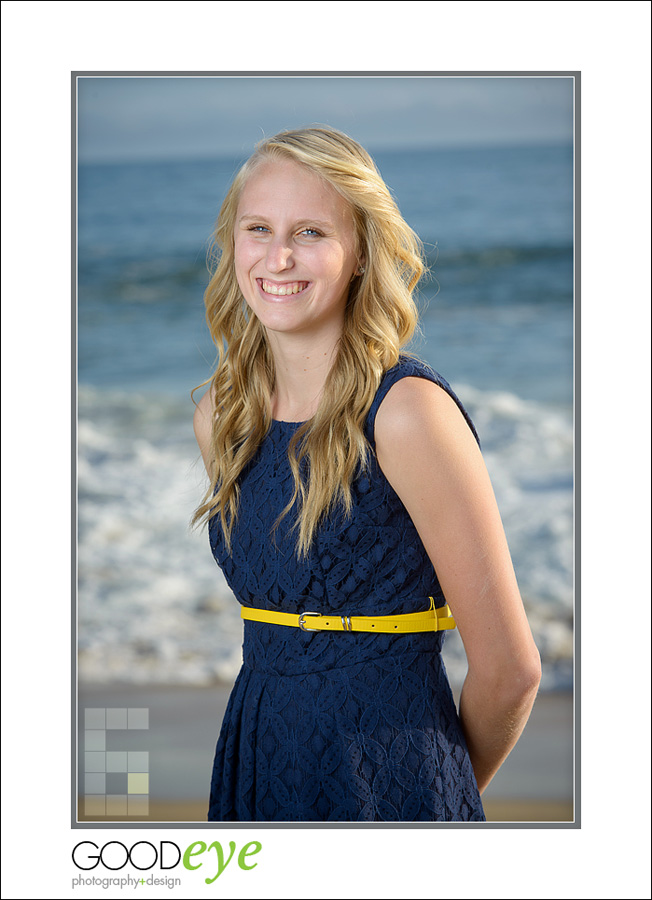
top-left (374, 377), bottom-right (541, 793)
top-left (193, 385), bottom-right (215, 477)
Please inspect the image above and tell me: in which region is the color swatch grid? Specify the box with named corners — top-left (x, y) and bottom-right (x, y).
top-left (83, 707), bottom-right (149, 816)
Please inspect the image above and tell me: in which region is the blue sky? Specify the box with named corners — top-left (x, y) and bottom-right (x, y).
top-left (77, 75), bottom-right (574, 163)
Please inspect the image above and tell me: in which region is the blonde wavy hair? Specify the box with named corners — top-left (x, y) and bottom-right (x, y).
top-left (193, 125), bottom-right (424, 556)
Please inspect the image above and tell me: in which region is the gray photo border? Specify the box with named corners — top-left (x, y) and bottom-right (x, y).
top-left (71, 70), bottom-right (580, 829)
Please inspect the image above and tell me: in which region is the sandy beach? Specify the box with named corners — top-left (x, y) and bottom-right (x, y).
top-left (77, 684), bottom-right (574, 824)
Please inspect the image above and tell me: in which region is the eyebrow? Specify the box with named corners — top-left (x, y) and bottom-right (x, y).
top-left (238, 214), bottom-right (335, 230)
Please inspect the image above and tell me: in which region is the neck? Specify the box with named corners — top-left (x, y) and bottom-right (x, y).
top-left (266, 328), bottom-right (341, 422)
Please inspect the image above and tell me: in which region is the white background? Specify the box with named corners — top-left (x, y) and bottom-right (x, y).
top-left (2, 2), bottom-right (650, 898)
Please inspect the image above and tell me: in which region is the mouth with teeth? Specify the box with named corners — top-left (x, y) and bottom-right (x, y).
top-left (258, 278), bottom-right (310, 298)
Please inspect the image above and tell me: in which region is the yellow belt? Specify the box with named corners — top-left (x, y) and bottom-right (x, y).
top-left (241, 597), bottom-right (456, 634)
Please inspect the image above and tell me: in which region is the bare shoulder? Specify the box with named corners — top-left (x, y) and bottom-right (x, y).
top-left (193, 384), bottom-right (216, 475)
top-left (373, 375), bottom-right (490, 536)
top-left (375, 376), bottom-right (480, 467)
top-left (194, 382), bottom-right (215, 416)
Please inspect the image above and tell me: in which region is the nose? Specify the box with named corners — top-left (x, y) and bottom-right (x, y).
top-left (265, 236), bottom-right (294, 273)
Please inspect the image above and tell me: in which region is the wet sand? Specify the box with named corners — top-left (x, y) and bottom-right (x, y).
top-left (77, 684), bottom-right (574, 824)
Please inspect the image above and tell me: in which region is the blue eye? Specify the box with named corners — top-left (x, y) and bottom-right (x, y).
top-left (301, 228), bottom-right (322, 237)
top-left (247, 225), bottom-right (269, 233)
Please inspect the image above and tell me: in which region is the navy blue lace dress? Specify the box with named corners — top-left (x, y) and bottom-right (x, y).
top-left (207, 357), bottom-right (485, 821)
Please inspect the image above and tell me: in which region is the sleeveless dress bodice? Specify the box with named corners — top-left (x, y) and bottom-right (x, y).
top-left (207, 357), bottom-right (485, 821)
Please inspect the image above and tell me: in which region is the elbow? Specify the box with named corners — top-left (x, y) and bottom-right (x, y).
top-left (517, 648), bottom-right (542, 700)
top-left (471, 645), bottom-right (542, 706)
top-left (506, 647), bottom-right (542, 705)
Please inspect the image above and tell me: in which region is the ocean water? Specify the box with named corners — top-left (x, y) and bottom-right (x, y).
top-left (77, 144), bottom-right (574, 691)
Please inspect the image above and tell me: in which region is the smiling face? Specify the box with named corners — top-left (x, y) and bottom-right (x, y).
top-left (234, 158), bottom-right (360, 343)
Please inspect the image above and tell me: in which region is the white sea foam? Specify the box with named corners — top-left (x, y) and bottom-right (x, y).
top-left (77, 383), bottom-right (574, 691)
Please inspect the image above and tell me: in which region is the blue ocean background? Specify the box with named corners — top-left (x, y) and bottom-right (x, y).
top-left (77, 144), bottom-right (574, 691)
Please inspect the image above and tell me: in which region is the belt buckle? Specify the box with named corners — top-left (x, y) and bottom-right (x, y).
top-left (298, 611), bottom-right (321, 632)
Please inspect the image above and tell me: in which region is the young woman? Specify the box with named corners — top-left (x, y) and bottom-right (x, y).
top-left (193, 126), bottom-right (541, 822)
